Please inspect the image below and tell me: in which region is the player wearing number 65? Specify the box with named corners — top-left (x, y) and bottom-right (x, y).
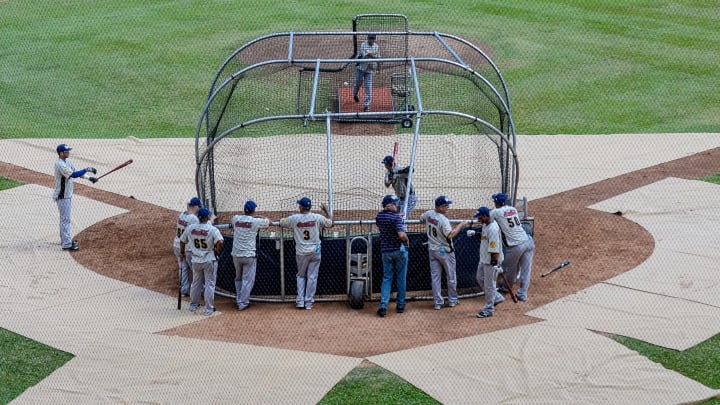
top-left (418, 196), bottom-right (471, 310)
top-left (280, 197), bottom-right (333, 310)
top-left (490, 193), bottom-right (535, 302)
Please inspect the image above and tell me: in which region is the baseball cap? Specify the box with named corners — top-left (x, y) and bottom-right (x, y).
top-left (368, 33), bottom-right (376, 39)
top-left (188, 197), bottom-right (202, 207)
top-left (198, 207), bottom-right (212, 219)
top-left (435, 195), bottom-right (452, 207)
top-left (382, 156), bottom-right (394, 165)
top-left (492, 193), bottom-right (507, 205)
top-left (244, 200), bottom-right (257, 213)
top-left (473, 206), bottom-right (491, 218)
top-left (297, 197), bottom-right (312, 209)
top-left (56, 144), bottom-right (72, 153)
top-left (382, 195), bottom-right (399, 207)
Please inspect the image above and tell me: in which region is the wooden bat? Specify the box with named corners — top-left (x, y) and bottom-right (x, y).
top-left (392, 141), bottom-right (398, 169)
top-left (498, 272), bottom-right (518, 303)
top-left (96, 159), bottom-right (133, 181)
top-left (541, 260), bottom-right (571, 277)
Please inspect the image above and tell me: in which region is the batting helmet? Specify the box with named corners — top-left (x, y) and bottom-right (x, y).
top-left (244, 200), bottom-right (257, 214)
top-left (198, 207), bottom-right (212, 219)
top-left (297, 197), bottom-right (312, 210)
top-left (492, 193), bottom-right (507, 205)
top-left (382, 156), bottom-right (394, 165)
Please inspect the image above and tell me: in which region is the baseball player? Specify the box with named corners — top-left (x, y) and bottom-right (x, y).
top-left (352, 33), bottom-right (380, 112)
top-left (418, 195), bottom-right (470, 310)
top-left (52, 143), bottom-right (97, 251)
top-left (280, 197), bottom-right (333, 310)
top-left (469, 206), bottom-right (505, 318)
top-left (230, 200), bottom-right (270, 311)
top-left (490, 193), bottom-right (535, 302)
top-left (173, 197), bottom-right (201, 296)
top-left (179, 207), bottom-right (224, 315)
top-left (382, 156), bottom-right (417, 219)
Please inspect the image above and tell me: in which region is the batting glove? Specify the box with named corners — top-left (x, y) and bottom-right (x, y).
top-left (86, 167), bottom-right (97, 174)
top-left (493, 265), bottom-right (504, 274)
top-left (89, 177), bottom-right (98, 183)
top-left (466, 230), bottom-right (476, 237)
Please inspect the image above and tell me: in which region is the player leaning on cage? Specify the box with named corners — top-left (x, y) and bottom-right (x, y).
top-left (52, 143), bottom-right (98, 251)
top-left (490, 193), bottom-right (535, 302)
top-left (180, 208), bottom-right (224, 316)
top-left (382, 155), bottom-right (417, 219)
top-left (419, 195), bottom-right (471, 310)
top-left (173, 197), bottom-right (202, 296)
top-left (281, 197), bottom-right (333, 310)
top-left (230, 200), bottom-right (271, 311)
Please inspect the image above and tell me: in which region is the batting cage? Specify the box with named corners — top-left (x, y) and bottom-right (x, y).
top-left (194, 14), bottom-right (520, 305)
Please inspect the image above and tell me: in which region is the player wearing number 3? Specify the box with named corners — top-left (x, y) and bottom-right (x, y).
top-left (280, 197), bottom-right (333, 310)
top-left (491, 193), bottom-right (535, 302)
top-left (419, 196), bottom-right (470, 310)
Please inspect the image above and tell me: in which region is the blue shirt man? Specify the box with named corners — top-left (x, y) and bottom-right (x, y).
top-left (375, 195), bottom-right (410, 317)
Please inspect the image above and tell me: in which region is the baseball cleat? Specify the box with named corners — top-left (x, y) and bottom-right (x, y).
top-left (476, 311), bottom-right (493, 318)
top-left (62, 245), bottom-right (79, 251)
top-left (449, 301), bottom-right (459, 308)
top-left (433, 304), bottom-right (442, 310)
top-left (203, 307), bottom-right (215, 316)
top-left (189, 304), bottom-right (199, 312)
top-left (295, 302), bottom-right (305, 309)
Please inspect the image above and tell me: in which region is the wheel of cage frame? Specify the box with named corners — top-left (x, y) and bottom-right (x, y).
top-left (401, 118), bottom-right (413, 128)
top-left (349, 279), bottom-right (365, 309)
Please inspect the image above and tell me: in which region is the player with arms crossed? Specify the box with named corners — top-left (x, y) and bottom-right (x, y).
top-left (419, 195), bottom-right (471, 310)
top-left (180, 208), bottom-right (224, 316)
top-left (470, 206), bottom-right (505, 318)
top-left (490, 193), bottom-right (535, 302)
top-left (280, 197), bottom-right (333, 310)
top-left (230, 200), bottom-right (270, 311)
top-left (173, 197), bottom-right (202, 296)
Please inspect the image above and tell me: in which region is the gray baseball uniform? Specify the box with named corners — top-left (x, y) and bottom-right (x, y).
top-left (384, 166), bottom-right (417, 218)
top-left (477, 221), bottom-right (505, 314)
top-left (281, 212), bottom-right (332, 309)
top-left (231, 214), bottom-right (270, 309)
top-left (419, 209), bottom-right (459, 307)
top-left (180, 222), bottom-right (224, 314)
top-left (174, 211), bottom-right (199, 295)
top-left (491, 205), bottom-right (535, 301)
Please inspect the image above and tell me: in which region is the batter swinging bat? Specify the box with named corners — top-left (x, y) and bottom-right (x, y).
top-left (498, 272), bottom-right (518, 303)
top-left (541, 260), bottom-right (571, 277)
top-left (96, 159), bottom-right (133, 181)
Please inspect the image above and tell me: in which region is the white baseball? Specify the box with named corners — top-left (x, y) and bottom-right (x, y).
top-left (343, 81), bottom-right (349, 86)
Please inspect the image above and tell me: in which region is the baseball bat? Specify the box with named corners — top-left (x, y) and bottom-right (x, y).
top-left (177, 265), bottom-right (182, 310)
top-left (541, 260), bottom-right (571, 277)
top-left (95, 159), bottom-right (133, 181)
top-left (391, 141), bottom-right (398, 169)
top-left (498, 272), bottom-right (518, 303)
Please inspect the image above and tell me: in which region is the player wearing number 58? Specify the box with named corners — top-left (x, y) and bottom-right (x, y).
top-left (490, 193), bottom-right (535, 302)
top-left (280, 197), bottom-right (333, 310)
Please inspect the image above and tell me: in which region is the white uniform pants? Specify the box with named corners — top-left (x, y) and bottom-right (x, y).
top-left (233, 256), bottom-right (257, 308)
top-left (428, 249), bottom-right (458, 306)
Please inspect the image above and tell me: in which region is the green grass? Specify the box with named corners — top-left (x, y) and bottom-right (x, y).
top-left (611, 333), bottom-right (720, 405)
top-left (0, 177), bottom-right (24, 190)
top-left (1, 0), bottom-right (719, 138)
top-left (319, 363), bottom-right (440, 405)
top-left (0, 328), bottom-right (74, 404)
top-left (701, 172), bottom-right (720, 185)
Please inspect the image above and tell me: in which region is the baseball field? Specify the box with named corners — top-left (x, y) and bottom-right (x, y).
top-left (2, 1), bottom-right (720, 404)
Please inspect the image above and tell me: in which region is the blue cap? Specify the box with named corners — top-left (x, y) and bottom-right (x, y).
top-left (382, 156), bottom-right (394, 165)
top-left (435, 195), bottom-right (452, 207)
top-left (244, 200), bottom-right (257, 213)
top-left (382, 194), bottom-right (400, 207)
top-left (56, 144), bottom-right (72, 153)
top-left (473, 206), bottom-right (491, 218)
top-left (188, 197), bottom-right (202, 207)
top-left (492, 193), bottom-right (507, 205)
top-left (368, 33), bottom-right (376, 39)
top-left (198, 207), bottom-right (212, 219)
top-left (297, 197), bottom-right (312, 209)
